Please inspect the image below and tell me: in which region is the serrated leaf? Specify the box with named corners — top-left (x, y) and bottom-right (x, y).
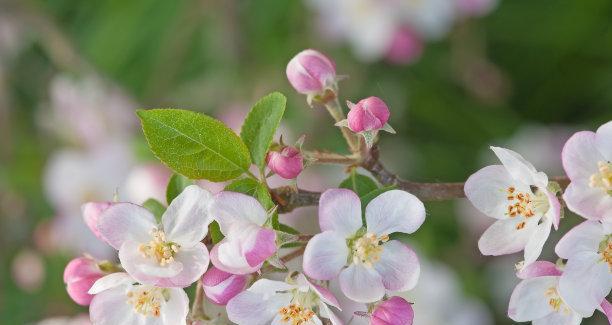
top-left (137, 109), bottom-right (251, 181)
top-left (339, 171), bottom-right (379, 198)
top-left (224, 178), bottom-right (274, 210)
top-left (166, 173), bottom-right (194, 205)
top-left (209, 221), bottom-right (224, 244)
top-left (142, 198), bottom-right (166, 222)
top-left (240, 92), bottom-right (286, 169)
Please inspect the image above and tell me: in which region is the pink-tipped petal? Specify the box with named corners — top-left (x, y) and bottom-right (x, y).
top-left (346, 97), bottom-right (390, 133)
top-left (544, 190), bottom-right (562, 230)
top-left (601, 300), bottom-right (612, 324)
top-left (365, 190), bottom-right (425, 235)
top-left (558, 252), bottom-right (611, 317)
top-left (267, 147), bottom-right (304, 179)
top-left (244, 228), bottom-right (277, 267)
top-left (374, 241), bottom-right (419, 292)
top-left (162, 185), bottom-right (213, 247)
top-left (517, 261), bottom-right (562, 279)
top-left (318, 189), bottom-right (363, 237)
top-left (64, 257), bottom-right (105, 306)
top-left (299, 274), bottom-right (341, 309)
top-left (202, 267), bottom-right (248, 305)
top-left (338, 264), bottom-right (385, 303)
top-left (563, 182), bottom-right (612, 221)
top-left (303, 231), bottom-right (349, 280)
top-left (562, 131), bottom-right (603, 181)
top-left (97, 203), bottom-right (157, 250)
top-left (210, 239), bottom-right (262, 275)
top-left (81, 201), bottom-right (114, 240)
top-left (371, 296), bottom-right (414, 325)
top-left (286, 49), bottom-right (336, 95)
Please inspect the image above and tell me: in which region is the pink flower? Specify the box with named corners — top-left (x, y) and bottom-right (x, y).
top-left (371, 296), bottom-right (414, 325)
top-left (210, 191), bottom-right (277, 275)
top-left (464, 146), bottom-right (561, 266)
top-left (303, 189), bottom-right (425, 303)
top-left (226, 273), bottom-right (342, 324)
top-left (561, 121), bottom-right (612, 222)
top-left (337, 97), bottom-right (395, 148)
top-left (286, 49), bottom-right (336, 95)
top-left (97, 185), bottom-right (213, 287)
top-left (63, 257), bottom-right (106, 306)
top-left (555, 221), bottom-right (611, 317)
top-left (385, 27), bottom-right (423, 65)
top-left (508, 261), bottom-right (582, 324)
top-left (82, 201), bottom-right (114, 241)
top-left (202, 266), bottom-right (248, 305)
top-left (123, 164), bottom-right (172, 205)
top-left (88, 272), bottom-right (189, 325)
top-left (266, 146), bottom-right (304, 179)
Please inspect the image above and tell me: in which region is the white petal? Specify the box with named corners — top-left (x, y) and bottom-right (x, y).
top-left (508, 276), bottom-right (558, 322)
top-left (162, 185), bottom-right (213, 247)
top-left (318, 302), bottom-right (344, 325)
top-left (524, 217), bottom-right (553, 265)
top-left (161, 288), bottom-right (189, 325)
top-left (532, 311), bottom-right (582, 325)
top-left (88, 272), bottom-right (133, 294)
top-left (303, 231), bottom-right (349, 280)
top-left (338, 264), bottom-right (385, 303)
top-left (97, 203), bottom-right (157, 250)
top-left (562, 131), bottom-right (603, 180)
top-left (211, 191), bottom-right (268, 232)
top-left (89, 285), bottom-right (140, 325)
top-left (248, 279), bottom-right (295, 297)
top-left (558, 251), bottom-right (612, 317)
top-left (563, 181), bottom-right (612, 221)
top-left (318, 189), bottom-right (363, 237)
top-left (226, 290), bottom-right (291, 325)
top-left (374, 240), bottom-right (420, 291)
top-left (595, 121), bottom-right (612, 161)
top-left (464, 165), bottom-right (531, 219)
top-left (555, 221), bottom-right (604, 259)
top-left (210, 238), bottom-right (259, 275)
top-left (119, 239), bottom-right (183, 282)
top-left (478, 217), bottom-right (538, 256)
top-left (153, 243), bottom-right (209, 288)
top-left (491, 146), bottom-right (548, 188)
top-left (365, 190), bottom-right (425, 235)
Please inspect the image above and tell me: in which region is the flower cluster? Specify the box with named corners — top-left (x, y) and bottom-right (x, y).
top-left (464, 121), bottom-right (612, 324)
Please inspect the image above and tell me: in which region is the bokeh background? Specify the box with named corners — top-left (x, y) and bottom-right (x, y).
top-left (0, 0), bottom-right (611, 324)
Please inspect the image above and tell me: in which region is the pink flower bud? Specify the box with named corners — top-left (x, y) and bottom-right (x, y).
top-left (202, 266), bottom-right (248, 305)
top-left (63, 257), bottom-right (105, 306)
top-left (286, 49), bottom-right (336, 95)
top-left (386, 27), bottom-right (423, 65)
top-left (81, 201), bottom-right (114, 240)
top-left (347, 97), bottom-right (390, 133)
top-left (266, 146), bottom-right (304, 179)
top-left (371, 296), bottom-right (414, 325)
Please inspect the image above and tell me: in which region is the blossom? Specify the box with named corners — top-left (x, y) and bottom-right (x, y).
top-left (561, 121), bottom-right (612, 222)
top-left (508, 261), bottom-right (582, 324)
top-left (226, 273), bottom-right (342, 325)
top-left (464, 146), bottom-right (561, 266)
top-left (88, 272), bottom-right (189, 325)
top-left (337, 97), bottom-right (395, 148)
top-left (123, 164), bottom-right (172, 205)
top-left (555, 220), bottom-right (612, 317)
top-left (209, 191), bottom-right (277, 274)
top-left (371, 296), bottom-right (414, 325)
top-left (286, 49), bottom-right (337, 96)
top-left (267, 146), bottom-right (304, 179)
top-left (64, 257), bottom-right (107, 306)
top-left (98, 185), bottom-right (213, 287)
top-left (202, 266), bottom-right (249, 305)
top-left (303, 189), bottom-right (424, 303)
top-left (82, 201), bottom-right (114, 241)
top-left (385, 27), bottom-right (423, 65)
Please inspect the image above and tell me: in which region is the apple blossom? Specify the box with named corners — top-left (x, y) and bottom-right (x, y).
top-left (464, 146), bottom-right (561, 266)
top-left (202, 266), bottom-right (249, 305)
top-left (226, 273), bottom-right (342, 325)
top-left (286, 49), bottom-right (337, 98)
top-left (209, 191), bottom-right (277, 275)
top-left (561, 121), bottom-right (612, 222)
top-left (267, 146), bottom-right (304, 179)
top-left (336, 97), bottom-right (396, 148)
top-left (371, 296), bottom-right (414, 325)
top-left (64, 257), bottom-right (107, 306)
top-left (508, 261), bottom-right (582, 325)
top-left (555, 220), bottom-right (612, 317)
top-left (385, 27), bottom-right (423, 65)
top-left (303, 189), bottom-right (424, 303)
top-left (98, 185), bottom-right (213, 287)
top-left (82, 201), bottom-right (114, 241)
top-left (88, 272), bottom-right (189, 325)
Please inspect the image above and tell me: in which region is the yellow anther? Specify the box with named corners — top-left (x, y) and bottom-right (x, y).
top-left (352, 232), bottom-right (388, 267)
top-left (278, 303), bottom-right (316, 325)
top-left (126, 287), bottom-right (164, 317)
top-left (138, 229), bottom-right (180, 266)
top-left (590, 161), bottom-right (612, 194)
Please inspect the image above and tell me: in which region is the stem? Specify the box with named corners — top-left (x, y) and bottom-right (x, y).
top-left (324, 97), bottom-right (360, 153)
top-left (305, 150), bottom-right (360, 165)
top-left (189, 280), bottom-right (208, 322)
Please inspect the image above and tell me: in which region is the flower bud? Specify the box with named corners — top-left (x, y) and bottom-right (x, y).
top-left (386, 27), bottom-right (423, 65)
top-left (347, 97), bottom-right (390, 133)
top-left (371, 296), bottom-right (414, 325)
top-left (202, 266), bottom-right (248, 305)
top-left (266, 146), bottom-right (304, 179)
top-left (63, 257), bottom-right (105, 306)
top-left (286, 49), bottom-right (336, 95)
top-left (82, 201), bottom-right (114, 240)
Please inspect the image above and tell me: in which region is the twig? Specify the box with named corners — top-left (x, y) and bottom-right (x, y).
top-left (189, 280), bottom-right (208, 322)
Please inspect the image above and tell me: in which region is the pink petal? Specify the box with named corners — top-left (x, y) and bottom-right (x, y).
top-left (97, 203), bottom-right (157, 250)
top-left (81, 201), bottom-right (114, 240)
top-left (210, 240), bottom-right (262, 275)
top-left (303, 231), bottom-right (349, 280)
top-left (371, 296), bottom-right (414, 325)
top-left (517, 261), bottom-right (561, 279)
top-left (202, 267), bottom-right (248, 305)
top-left (244, 228), bottom-right (277, 267)
top-left (299, 274), bottom-right (341, 309)
top-left (365, 190), bottom-right (425, 235)
top-left (318, 189), bottom-right (363, 237)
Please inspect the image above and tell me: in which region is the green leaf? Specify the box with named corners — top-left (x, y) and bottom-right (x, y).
top-left (360, 185), bottom-right (396, 208)
top-left (277, 223), bottom-right (300, 235)
top-left (142, 198), bottom-right (166, 222)
top-left (209, 221), bottom-right (224, 244)
top-left (224, 178), bottom-right (274, 210)
top-left (165, 173), bottom-right (194, 205)
top-left (339, 171), bottom-right (379, 198)
top-left (137, 109), bottom-right (251, 181)
top-left (240, 92), bottom-right (286, 169)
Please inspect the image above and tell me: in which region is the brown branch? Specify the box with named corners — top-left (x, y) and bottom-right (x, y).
top-left (270, 187), bottom-right (321, 213)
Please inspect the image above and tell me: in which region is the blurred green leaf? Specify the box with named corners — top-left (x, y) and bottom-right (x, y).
top-left (224, 177), bottom-right (274, 210)
top-left (165, 173), bottom-right (194, 204)
top-left (339, 171), bottom-right (379, 198)
top-left (142, 198), bottom-right (166, 222)
top-left (137, 109), bottom-right (251, 181)
top-left (360, 185), bottom-right (396, 208)
top-left (240, 92), bottom-right (286, 169)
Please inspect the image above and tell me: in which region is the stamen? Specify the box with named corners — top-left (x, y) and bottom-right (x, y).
top-left (138, 229), bottom-right (180, 266)
top-left (126, 287), bottom-right (165, 317)
top-left (589, 161), bottom-right (612, 195)
top-left (599, 235), bottom-right (612, 270)
top-left (352, 233), bottom-right (389, 267)
top-left (278, 303), bottom-right (316, 325)
top-left (544, 287), bottom-right (571, 315)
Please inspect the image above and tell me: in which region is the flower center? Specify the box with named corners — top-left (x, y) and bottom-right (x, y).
top-left (599, 235), bottom-right (612, 270)
top-left (278, 303), bottom-right (316, 325)
top-left (352, 233), bottom-right (389, 267)
top-left (138, 229), bottom-right (180, 266)
top-left (590, 161), bottom-right (612, 195)
top-left (126, 286), bottom-right (167, 317)
top-left (505, 187), bottom-right (549, 230)
top-left (544, 287), bottom-right (571, 314)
